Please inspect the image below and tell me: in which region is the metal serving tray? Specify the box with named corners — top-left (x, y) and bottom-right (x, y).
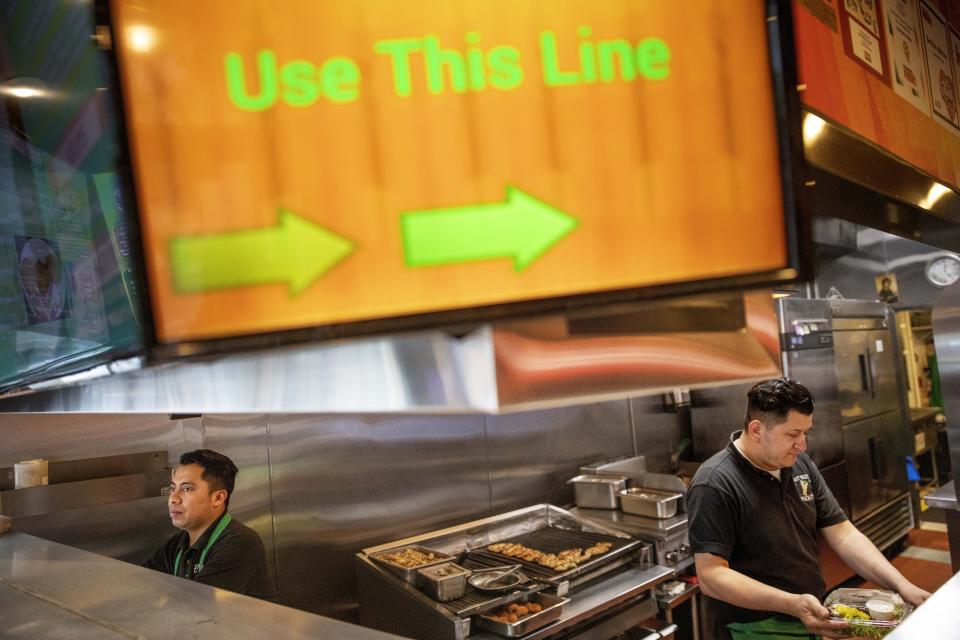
top-left (619, 488), bottom-right (681, 519)
top-left (568, 475), bottom-right (629, 509)
top-left (418, 562), bottom-right (471, 602)
top-left (369, 545), bottom-right (455, 584)
top-left (475, 592), bottom-right (568, 637)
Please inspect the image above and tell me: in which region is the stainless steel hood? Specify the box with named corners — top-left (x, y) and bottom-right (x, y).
top-left (0, 290), bottom-right (781, 413)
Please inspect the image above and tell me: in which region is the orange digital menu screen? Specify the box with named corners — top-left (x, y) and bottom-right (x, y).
top-left (111, 0), bottom-right (801, 345)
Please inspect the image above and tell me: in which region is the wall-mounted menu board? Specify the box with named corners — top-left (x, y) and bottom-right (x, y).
top-left (794, 0), bottom-right (960, 190)
top-left (111, 0), bottom-right (803, 347)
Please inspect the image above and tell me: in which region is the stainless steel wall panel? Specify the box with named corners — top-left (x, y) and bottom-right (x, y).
top-left (202, 414), bottom-right (277, 590)
top-left (815, 218), bottom-right (960, 308)
top-left (882, 235), bottom-right (960, 308)
top-left (629, 396), bottom-right (691, 473)
top-left (0, 413), bottom-right (181, 467)
top-left (182, 416), bottom-right (204, 452)
top-left (485, 400), bottom-right (633, 513)
top-left (690, 383), bottom-right (756, 461)
top-left (268, 413), bottom-right (490, 619)
top-left (816, 250), bottom-right (887, 303)
top-left (11, 495), bottom-right (171, 564)
top-left (0, 329), bottom-right (499, 414)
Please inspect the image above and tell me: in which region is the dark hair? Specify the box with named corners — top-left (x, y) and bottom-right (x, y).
top-left (179, 449), bottom-right (238, 508)
top-left (744, 378), bottom-right (814, 428)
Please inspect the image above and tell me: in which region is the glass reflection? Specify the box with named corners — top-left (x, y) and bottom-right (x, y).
top-left (0, 0), bottom-right (143, 393)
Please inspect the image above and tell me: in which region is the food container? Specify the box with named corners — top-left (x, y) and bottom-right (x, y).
top-left (618, 488), bottom-right (682, 518)
top-left (475, 592), bottom-right (569, 637)
top-left (567, 474), bottom-right (629, 509)
top-left (14, 459), bottom-right (48, 489)
top-left (369, 545), bottom-right (455, 584)
top-left (824, 588), bottom-right (911, 637)
top-left (468, 568), bottom-right (524, 593)
top-left (417, 562), bottom-right (471, 602)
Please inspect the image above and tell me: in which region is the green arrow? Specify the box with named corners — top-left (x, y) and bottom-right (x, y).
top-left (401, 186), bottom-right (577, 271)
top-left (170, 208), bottom-right (354, 296)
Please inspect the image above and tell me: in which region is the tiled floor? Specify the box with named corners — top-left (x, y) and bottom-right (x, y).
top-left (855, 527), bottom-right (955, 594)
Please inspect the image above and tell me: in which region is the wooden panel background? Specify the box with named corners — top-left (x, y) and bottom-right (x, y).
top-left (795, 0), bottom-right (960, 189)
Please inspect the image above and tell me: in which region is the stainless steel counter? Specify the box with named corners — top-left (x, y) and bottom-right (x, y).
top-left (0, 532), bottom-right (401, 639)
top-left (887, 570), bottom-right (960, 639)
top-left (924, 480), bottom-right (958, 510)
top-left (923, 480), bottom-right (960, 573)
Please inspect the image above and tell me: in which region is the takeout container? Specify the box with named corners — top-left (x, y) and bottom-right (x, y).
top-left (618, 488), bottom-right (682, 519)
top-left (417, 562), bottom-right (471, 602)
top-left (475, 592), bottom-right (569, 637)
top-left (369, 545), bottom-right (455, 584)
top-left (567, 474), bottom-right (629, 509)
top-left (824, 588), bottom-right (911, 637)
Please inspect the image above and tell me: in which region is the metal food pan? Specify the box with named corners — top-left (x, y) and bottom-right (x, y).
top-left (475, 592), bottom-right (568, 637)
top-left (418, 563), bottom-right (471, 602)
top-left (568, 474), bottom-right (629, 509)
top-left (619, 488), bottom-right (682, 519)
top-left (369, 545), bottom-right (455, 584)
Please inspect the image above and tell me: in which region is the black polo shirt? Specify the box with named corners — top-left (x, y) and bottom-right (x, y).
top-left (687, 431), bottom-right (847, 629)
top-left (144, 512), bottom-right (277, 600)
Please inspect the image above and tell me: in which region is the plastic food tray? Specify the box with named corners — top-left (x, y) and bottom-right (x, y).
top-left (824, 588), bottom-right (912, 638)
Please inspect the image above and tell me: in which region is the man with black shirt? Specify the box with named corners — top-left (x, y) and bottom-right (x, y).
top-left (145, 449), bottom-right (276, 600)
top-left (688, 378), bottom-right (929, 639)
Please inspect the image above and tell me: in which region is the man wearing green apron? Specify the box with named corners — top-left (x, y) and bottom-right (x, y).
top-left (144, 449), bottom-right (275, 599)
top-left (688, 379), bottom-right (930, 639)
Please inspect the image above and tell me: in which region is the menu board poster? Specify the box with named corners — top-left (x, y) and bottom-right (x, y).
top-left (794, 0), bottom-right (960, 189)
top-left (840, 0), bottom-right (890, 79)
top-left (951, 28), bottom-right (960, 119)
top-left (111, 0), bottom-right (802, 346)
top-left (885, 0), bottom-right (933, 113)
top-left (919, 0), bottom-right (960, 129)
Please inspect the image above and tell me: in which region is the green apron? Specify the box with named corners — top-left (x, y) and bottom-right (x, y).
top-left (173, 513), bottom-right (232, 578)
top-left (727, 618), bottom-right (819, 640)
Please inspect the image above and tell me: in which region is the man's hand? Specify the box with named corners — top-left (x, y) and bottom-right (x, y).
top-left (790, 593), bottom-right (852, 639)
top-left (897, 582), bottom-right (931, 608)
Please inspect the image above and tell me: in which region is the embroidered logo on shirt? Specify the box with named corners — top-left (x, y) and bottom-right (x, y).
top-left (793, 474), bottom-right (814, 502)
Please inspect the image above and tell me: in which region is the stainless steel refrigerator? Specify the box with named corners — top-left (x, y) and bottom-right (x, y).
top-left (776, 298), bottom-right (847, 513)
top-left (691, 299), bottom-right (847, 508)
top-left (830, 299), bottom-right (912, 548)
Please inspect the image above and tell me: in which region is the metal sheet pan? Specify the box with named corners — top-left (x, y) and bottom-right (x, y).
top-left (475, 592), bottom-right (568, 637)
top-left (369, 545), bottom-right (455, 584)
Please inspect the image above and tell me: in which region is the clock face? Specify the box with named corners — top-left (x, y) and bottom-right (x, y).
top-left (926, 255), bottom-right (960, 287)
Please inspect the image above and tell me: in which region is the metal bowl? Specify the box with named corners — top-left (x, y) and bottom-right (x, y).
top-left (468, 570), bottom-right (523, 592)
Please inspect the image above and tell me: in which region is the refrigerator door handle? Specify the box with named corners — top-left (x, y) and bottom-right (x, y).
top-left (858, 353), bottom-right (871, 394)
top-left (876, 437), bottom-right (887, 481)
top-left (868, 436), bottom-right (881, 481)
top-left (865, 348), bottom-right (876, 398)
